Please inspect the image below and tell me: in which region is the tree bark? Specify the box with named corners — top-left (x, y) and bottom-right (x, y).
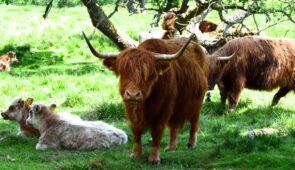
top-left (174, 4), bottom-right (208, 32)
top-left (81, 0), bottom-right (138, 50)
top-left (139, 0), bottom-right (146, 12)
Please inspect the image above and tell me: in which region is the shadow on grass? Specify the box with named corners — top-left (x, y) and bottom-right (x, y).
top-left (1, 44), bottom-right (63, 69)
top-left (8, 62), bottom-right (112, 77)
top-left (203, 96), bottom-right (253, 115)
top-left (214, 128), bottom-right (283, 154)
top-left (0, 135), bottom-right (37, 146)
top-left (77, 102), bottom-right (125, 121)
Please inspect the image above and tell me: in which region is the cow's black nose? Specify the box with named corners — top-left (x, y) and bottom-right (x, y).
top-left (124, 90), bottom-right (143, 102)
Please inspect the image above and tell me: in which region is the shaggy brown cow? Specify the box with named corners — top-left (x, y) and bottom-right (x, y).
top-left (1, 97), bottom-right (40, 137)
top-left (209, 36), bottom-right (295, 111)
top-left (83, 32), bottom-right (208, 164)
top-left (0, 51), bottom-right (18, 71)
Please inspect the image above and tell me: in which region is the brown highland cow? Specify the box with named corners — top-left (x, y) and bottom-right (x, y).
top-left (209, 36), bottom-right (295, 111)
top-left (83, 32), bottom-right (208, 164)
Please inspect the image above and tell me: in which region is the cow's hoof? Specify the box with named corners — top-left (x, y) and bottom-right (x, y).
top-left (271, 101), bottom-right (278, 106)
top-left (130, 153), bottom-right (141, 158)
top-left (228, 108), bottom-right (235, 113)
top-left (148, 160), bottom-right (160, 165)
top-left (187, 143), bottom-right (196, 148)
top-left (164, 146), bottom-right (177, 152)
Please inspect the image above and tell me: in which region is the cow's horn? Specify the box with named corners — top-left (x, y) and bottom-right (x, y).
top-left (154, 34), bottom-right (195, 60)
top-left (82, 31), bottom-right (119, 59)
top-left (217, 48), bottom-right (240, 61)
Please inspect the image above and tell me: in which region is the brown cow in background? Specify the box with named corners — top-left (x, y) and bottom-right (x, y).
top-left (83, 32), bottom-right (208, 164)
top-left (209, 36), bottom-right (295, 112)
top-left (199, 20), bottom-right (218, 33)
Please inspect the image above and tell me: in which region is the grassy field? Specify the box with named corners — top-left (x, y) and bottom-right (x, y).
top-left (0, 4), bottom-right (294, 170)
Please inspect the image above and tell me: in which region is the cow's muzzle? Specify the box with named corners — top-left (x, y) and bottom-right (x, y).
top-left (1, 112), bottom-right (8, 120)
top-left (123, 90), bottom-right (143, 105)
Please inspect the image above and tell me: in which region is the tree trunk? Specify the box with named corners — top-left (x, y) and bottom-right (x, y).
top-left (81, 0), bottom-right (138, 50)
top-left (174, 3), bottom-right (209, 32)
top-left (139, 0), bottom-right (146, 12)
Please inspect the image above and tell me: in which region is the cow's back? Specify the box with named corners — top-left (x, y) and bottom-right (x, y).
top-left (218, 36), bottom-right (295, 90)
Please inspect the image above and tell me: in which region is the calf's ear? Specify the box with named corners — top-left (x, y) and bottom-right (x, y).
top-left (26, 98), bottom-right (34, 105)
top-left (18, 99), bottom-right (25, 107)
top-left (48, 104), bottom-right (57, 111)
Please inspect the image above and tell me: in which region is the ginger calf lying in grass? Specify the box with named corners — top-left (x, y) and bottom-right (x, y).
top-left (1, 98), bottom-right (40, 137)
top-left (26, 103), bottom-right (128, 151)
top-left (0, 51), bottom-right (18, 71)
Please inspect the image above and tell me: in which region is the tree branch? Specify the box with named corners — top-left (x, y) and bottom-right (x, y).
top-left (81, 0), bottom-right (138, 49)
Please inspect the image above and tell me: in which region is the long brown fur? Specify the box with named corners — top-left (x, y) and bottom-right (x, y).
top-left (101, 37), bottom-right (208, 163)
top-left (209, 36), bottom-right (295, 110)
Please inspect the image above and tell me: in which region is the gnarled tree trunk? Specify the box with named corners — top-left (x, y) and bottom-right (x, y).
top-left (81, 0), bottom-right (138, 49)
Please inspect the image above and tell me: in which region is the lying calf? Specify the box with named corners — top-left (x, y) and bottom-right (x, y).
top-left (1, 98), bottom-right (40, 137)
top-left (26, 103), bottom-right (128, 151)
top-left (0, 51), bottom-right (18, 71)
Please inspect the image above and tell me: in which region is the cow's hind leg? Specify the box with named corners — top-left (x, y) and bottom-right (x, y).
top-left (271, 87), bottom-right (290, 106)
top-left (187, 99), bottom-right (202, 148)
top-left (148, 125), bottom-right (165, 165)
top-left (164, 127), bottom-right (178, 152)
top-left (205, 92), bottom-right (211, 102)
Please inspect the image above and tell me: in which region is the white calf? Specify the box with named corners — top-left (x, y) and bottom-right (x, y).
top-left (26, 103), bottom-right (128, 151)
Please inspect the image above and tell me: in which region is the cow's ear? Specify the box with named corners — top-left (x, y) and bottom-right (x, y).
top-left (48, 104), bottom-right (57, 111)
top-left (26, 98), bottom-right (34, 105)
top-left (103, 59), bottom-right (117, 72)
top-left (36, 105), bottom-right (42, 113)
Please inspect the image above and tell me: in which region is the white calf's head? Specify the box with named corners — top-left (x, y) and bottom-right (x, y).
top-left (1, 97), bottom-right (34, 122)
top-left (26, 103), bottom-right (56, 129)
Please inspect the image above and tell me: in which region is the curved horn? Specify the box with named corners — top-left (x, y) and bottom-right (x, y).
top-left (82, 31), bottom-right (119, 59)
top-left (217, 48), bottom-right (240, 61)
top-left (154, 34), bottom-right (195, 60)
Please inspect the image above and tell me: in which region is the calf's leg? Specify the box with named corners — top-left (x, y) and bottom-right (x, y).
top-left (271, 87), bottom-right (290, 106)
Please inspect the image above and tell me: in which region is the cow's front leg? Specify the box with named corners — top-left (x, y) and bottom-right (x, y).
top-left (148, 125), bottom-right (164, 165)
top-left (218, 82), bottom-right (228, 105)
top-left (228, 88), bottom-right (243, 112)
top-left (130, 129), bottom-right (143, 158)
top-left (272, 87), bottom-right (290, 106)
top-left (165, 127), bottom-right (178, 151)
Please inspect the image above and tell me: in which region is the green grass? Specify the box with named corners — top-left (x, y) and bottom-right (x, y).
top-left (0, 4), bottom-right (295, 170)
